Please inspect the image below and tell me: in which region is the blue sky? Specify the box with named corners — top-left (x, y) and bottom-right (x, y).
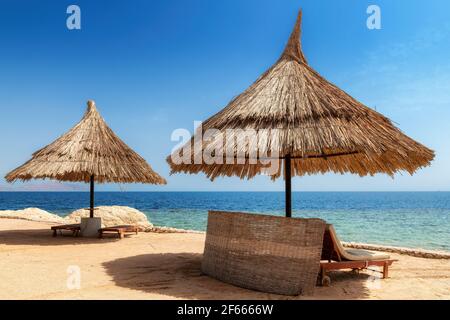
top-left (0, 0), bottom-right (449, 191)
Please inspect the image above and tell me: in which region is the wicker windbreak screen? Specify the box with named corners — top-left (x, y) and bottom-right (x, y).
top-left (201, 211), bottom-right (326, 295)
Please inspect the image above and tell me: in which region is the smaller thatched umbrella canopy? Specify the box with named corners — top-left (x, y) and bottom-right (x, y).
top-left (167, 10), bottom-right (434, 217)
top-left (6, 100), bottom-right (166, 217)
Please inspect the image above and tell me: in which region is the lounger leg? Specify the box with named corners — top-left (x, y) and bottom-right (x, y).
top-left (383, 262), bottom-right (389, 279)
top-left (320, 267), bottom-right (331, 287)
top-left (119, 231), bottom-right (124, 239)
top-left (98, 231), bottom-right (103, 239)
top-left (53, 229), bottom-right (57, 237)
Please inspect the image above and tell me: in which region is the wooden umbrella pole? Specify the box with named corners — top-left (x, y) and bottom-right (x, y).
top-left (90, 175), bottom-right (95, 218)
top-left (285, 154), bottom-right (292, 218)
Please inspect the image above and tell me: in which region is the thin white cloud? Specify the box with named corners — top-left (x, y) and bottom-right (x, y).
top-left (346, 23), bottom-right (450, 112)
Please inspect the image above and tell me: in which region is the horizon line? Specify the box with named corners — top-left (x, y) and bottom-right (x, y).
top-left (0, 190), bottom-right (449, 193)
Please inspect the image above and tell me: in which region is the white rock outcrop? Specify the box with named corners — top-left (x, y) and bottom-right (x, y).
top-left (0, 208), bottom-right (66, 223)
top-left (0, 206), bottom-right (154, 231)
top-left (343, 242), bottom-right (450, 260)
top-left (149, 226), bottom-right (204, 234)
top-left (65, 206), bottom-right (153, 230)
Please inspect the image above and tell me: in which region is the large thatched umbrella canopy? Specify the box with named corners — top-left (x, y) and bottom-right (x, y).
top-left (6, 100), bottom-right (166, 217)
top-left (168, 10), bottom-right (434, 217)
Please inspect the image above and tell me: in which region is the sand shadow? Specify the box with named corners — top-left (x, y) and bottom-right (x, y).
top-left (0, 228), bottom-right (122, 246)
top-left (103, 253), bottom-right (372, 300)
top-left (313, 269), bottom-right (375, 299)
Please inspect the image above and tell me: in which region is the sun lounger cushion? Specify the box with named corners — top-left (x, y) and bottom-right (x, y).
top-left (327, 225), bottom-right (390, 261)
top-left (344, 248), bottom-right (390, 261)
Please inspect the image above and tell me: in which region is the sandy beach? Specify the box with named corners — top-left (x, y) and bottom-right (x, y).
top-left (0, 218), bottom-right (449, 300)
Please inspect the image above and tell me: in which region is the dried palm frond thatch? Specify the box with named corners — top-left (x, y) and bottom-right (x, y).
top-left (6, 100), bottom-right (166, 217)
top-left (167, 10), bottom-right (434, 216)
top-left (6, 100), bottom-right (166, 184)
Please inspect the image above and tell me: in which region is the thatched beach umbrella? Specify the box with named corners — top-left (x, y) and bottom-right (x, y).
top-left (6, 100), bottom-right (166, 218)
top-left (167, 10), bottom-right (434, 217)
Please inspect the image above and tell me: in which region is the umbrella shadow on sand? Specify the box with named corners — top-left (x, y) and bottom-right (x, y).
top-left (0, 227), bottom-right (120, 246)
top-left (102, 253), bottom-right (372, 300)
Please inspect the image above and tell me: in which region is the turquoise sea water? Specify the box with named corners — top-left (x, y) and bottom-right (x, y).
top-left (0, 192), bottom-right (449, 252)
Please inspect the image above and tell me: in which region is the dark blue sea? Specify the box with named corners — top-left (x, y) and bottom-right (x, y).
top-left (0, 192), bottom-right (449, 252)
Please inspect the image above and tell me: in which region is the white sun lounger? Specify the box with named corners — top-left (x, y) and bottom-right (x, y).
top-left (320, 224), bottom-right (397, 286)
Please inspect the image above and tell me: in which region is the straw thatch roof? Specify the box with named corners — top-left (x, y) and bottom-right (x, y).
top-left (167, 10), bottom-right (434, 180)
top-left (6, 100), bottom-right (166, 184)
